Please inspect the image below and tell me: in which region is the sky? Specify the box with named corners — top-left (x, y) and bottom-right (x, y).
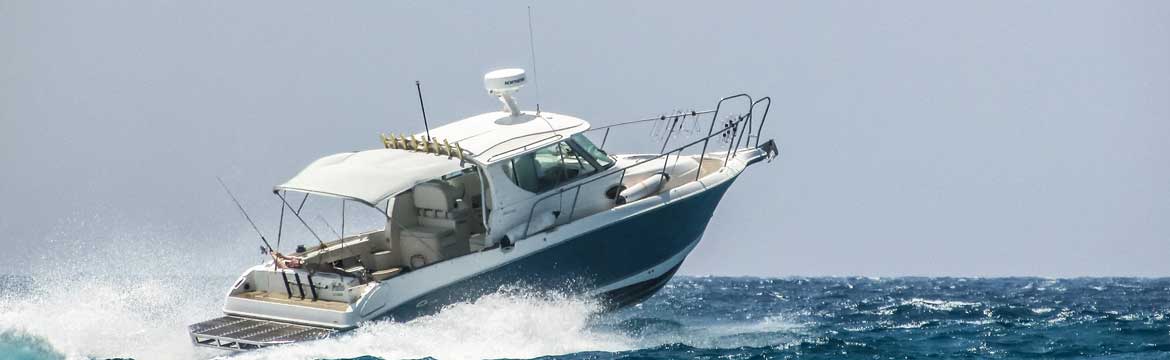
top-left (1, 1), bottom-right (1167, 277)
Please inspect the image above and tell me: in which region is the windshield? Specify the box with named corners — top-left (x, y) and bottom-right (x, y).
top-left (502, 140), bottom-right (599, 193)
top-left (570, 134), bottom-right (614, 169)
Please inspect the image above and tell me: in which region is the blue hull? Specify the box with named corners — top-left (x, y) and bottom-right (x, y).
top-left (383, 178), bottom-right (738, 321)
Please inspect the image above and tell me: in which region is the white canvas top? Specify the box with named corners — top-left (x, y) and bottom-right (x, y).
top-left (275, 148), bottom-right (467, 205)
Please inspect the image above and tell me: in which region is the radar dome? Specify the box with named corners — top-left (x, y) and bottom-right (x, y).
top-left (485, 68), bottom-right (527, 94)
top-left (484, 68), bottom-right (527, 116)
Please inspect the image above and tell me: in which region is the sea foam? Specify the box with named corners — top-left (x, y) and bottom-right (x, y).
top-left (231, 290), bottom-right (633, 360)
top-left (0, 215), bottom-right (249, 360)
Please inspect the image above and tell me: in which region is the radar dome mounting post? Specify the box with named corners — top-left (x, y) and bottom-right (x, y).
top-left (484, 68), bottom-right (527, 117)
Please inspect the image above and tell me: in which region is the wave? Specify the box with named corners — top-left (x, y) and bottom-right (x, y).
top-left (605, 314), bottom-right (800, 351)
top-left (2, 257), bottom-right (800, 360)
top-left (4, 214), bottom-right (1167, 359)
top-left (1, 277), bottom-right (802, 360)
top-left (4, 275), bottom-right (1166, 359)
top-left (0, 271), bottom-right (231, 360)
top-left (235, 291), bottom-right (803, 360)
top-left (0, 329), bottom-right (63, 360)
top-left (229, 290), bottom-right (633, 360)
top-left (0, 219), bottom-right (251, 360)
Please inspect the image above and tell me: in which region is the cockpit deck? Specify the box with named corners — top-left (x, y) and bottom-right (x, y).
top-left (233, 290), bottom-right (351, 311)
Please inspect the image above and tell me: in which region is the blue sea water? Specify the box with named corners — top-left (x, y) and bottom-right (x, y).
top-left (2, 275), bottom-right (1168, 359)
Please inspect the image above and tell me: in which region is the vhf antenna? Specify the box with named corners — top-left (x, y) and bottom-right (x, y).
top-left (416, 80), bottom-right (432, 141)
top-left (527, 6), bottom-right (541, 114)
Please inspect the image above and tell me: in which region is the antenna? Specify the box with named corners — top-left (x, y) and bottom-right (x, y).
top-left (527, 6), bottom-right (541, 114)
top-left (415, 80), bottom-right (431, 141)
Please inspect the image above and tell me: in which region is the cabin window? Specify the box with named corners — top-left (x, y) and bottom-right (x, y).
top-left (502, 152), bottom-right (540, 193)
top-left (501, 140), bottom-right (602, 193)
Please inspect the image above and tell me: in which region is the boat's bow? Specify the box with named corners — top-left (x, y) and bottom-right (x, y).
top-left (749, 139), bottom-right (780, 166)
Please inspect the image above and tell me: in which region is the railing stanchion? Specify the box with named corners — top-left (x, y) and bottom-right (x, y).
top-left (697, 116), bottom-right (718, 176)
top-left (734, 113), bottom-right (752, 158)
top-left (567, 186), bottom-right (583, 220)
top-left (697, 94), bottom-right (750, 181)
top-left (752, 97), bottom-right (772, 147)
top-left (726, 125), bottom-right (737, 164)
top-left (661, 150), bottom-right (672, 175)
top-left (696, 137), bottom-right (708, 182)
top-left (522, 204), bottom-right (535, 239)
top-left (617, 169), bottom-right (628, 189)
top-left (660, 115), bottom-right (678, 154)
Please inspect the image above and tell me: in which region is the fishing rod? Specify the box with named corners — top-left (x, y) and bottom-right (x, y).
top-left (316, 214), bottom-right (340, 238)
top-left (216, 176), bottom-right (274, 254)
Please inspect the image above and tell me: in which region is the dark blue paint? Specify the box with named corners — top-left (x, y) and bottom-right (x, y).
top-left (383, 178), bottom-right (738, 320)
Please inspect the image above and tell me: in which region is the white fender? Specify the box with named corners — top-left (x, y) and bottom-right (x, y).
top-left (617, 173), bottom-right (668, 205)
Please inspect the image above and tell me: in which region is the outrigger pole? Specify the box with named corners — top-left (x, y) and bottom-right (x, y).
top-left (216, 176), bottom-right (274, 254)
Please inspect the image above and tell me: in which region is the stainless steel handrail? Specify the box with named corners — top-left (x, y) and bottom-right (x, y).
top-left (518, 93), bottom-right (774, 239)
top-left (752, 97), bottom-right (772, 147)
top-left (483, 134), bottom-right (564, 163)
top-left (697, 94), bottom-right (752, 178)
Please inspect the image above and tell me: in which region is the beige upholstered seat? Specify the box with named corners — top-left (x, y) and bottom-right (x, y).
top-left (399, 226), bottom-right (453, 268)
top-left (399, 181), bottom-right (472, 267)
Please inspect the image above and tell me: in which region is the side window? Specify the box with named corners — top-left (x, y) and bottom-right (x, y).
top-left (501, 141), bottom-right (601, 194)
top-left (502, 152), bottom-right (540, 193)
top-left (530, 144), bottom-right (562, 192)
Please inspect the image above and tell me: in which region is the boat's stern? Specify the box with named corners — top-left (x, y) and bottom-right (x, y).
top-left (188, 265), bottom-right (371, 351)
top-left (188, 315), bottom-right (337, 351)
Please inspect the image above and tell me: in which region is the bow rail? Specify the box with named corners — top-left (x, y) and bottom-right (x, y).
top-left (519, 94), bottom-right (775, 238)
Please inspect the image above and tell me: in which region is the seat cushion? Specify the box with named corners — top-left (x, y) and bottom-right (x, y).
top-left (371, 267), bottom-right (402, 281)
top-left (401, 225), bottom-right (453, 240)
top-left (369, 250), bottom-right (396, 270)
top-left (414, 181), bottom-right (456, 210)
top-left (343, 265), bottom-right (366, 275)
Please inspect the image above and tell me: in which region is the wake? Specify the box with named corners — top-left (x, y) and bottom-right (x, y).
top-left (232, 291), bottom-right (631, 360)
top-left (0, 221), bottom-right (800, 360)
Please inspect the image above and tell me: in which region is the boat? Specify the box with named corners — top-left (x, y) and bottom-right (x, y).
top-left (188, 68), bottom-right (779, 351)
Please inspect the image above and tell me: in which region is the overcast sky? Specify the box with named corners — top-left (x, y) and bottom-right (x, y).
top-left (1, 1), bottom-right (1167, 277)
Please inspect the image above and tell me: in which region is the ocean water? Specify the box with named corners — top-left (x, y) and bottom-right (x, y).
top-left (1, 274), bottom-right (1168, 360)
